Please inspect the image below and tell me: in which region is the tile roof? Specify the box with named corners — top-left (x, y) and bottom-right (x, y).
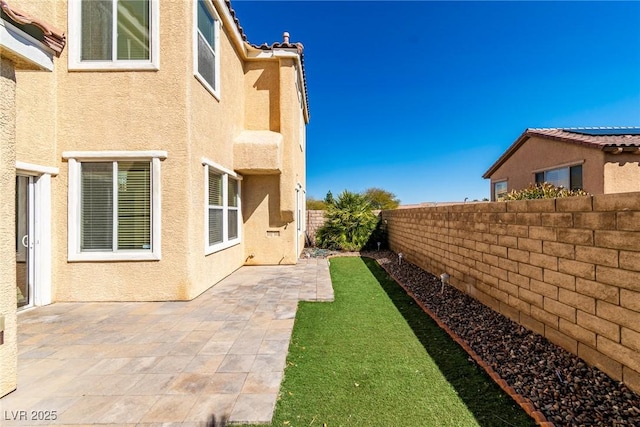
top-left (224, 0), bottom-right (309, 119)
top-left (1, 0), bottom-right (66, 56)
top-left (483, 127), bottom-right (640, 178)
top-left (528, 127), bottom-right (640, 148)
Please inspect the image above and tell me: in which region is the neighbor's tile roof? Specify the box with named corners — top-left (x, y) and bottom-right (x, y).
top-left (224, 0), bottom-right (309, 118)
top-left (1, 0), bottom-right (66, 56)
top-left (528, 128), bottom-right (640, 148)
top-left (482, 127), bottom-right (640, 178)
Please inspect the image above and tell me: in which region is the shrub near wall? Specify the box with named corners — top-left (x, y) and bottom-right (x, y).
top-left (306, 209), bottom-right (382, 247)
top-left (382, 193), bottom-right (640, 394)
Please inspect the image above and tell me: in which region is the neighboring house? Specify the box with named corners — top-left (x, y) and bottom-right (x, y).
top-left (483, 127), bottom-right (640, 201)
top-left (1, 0), bottom-right (308, 398)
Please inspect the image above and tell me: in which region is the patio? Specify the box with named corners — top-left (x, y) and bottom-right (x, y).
top-left (1, 258), bottom-right (333, 426)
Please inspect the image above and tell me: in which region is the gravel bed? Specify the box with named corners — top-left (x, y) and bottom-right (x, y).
top-left (358, 250), bottom-right (640, 426)
top-left (302, 247), bottom-right (360, 258)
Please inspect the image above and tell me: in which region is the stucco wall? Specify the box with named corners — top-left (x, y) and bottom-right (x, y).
top-left (383, 193), bottom-right (640, 393)
top-left (0, 57), bottom-right (18, 397)
top-left (488, 137), bottom-right (606, 198)
top-left (241, 58), bottom-right (306, 265)
top-left (603, 154), bottom-right (640, 194)
top-left (51, 1), bottom-right (193, 301)
top-left (186, 4), bottom-right (249, 299)
top-left (243, 175), bottom-right (295, 264)
top-left (244, 61), bottom-right (280, 132)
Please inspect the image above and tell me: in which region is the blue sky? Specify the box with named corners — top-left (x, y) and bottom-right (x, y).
top-left (232, 1), bottom-right (640, 204)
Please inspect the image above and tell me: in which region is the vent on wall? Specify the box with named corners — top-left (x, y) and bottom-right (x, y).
top-left (267, 230), bottom-right (280, 237)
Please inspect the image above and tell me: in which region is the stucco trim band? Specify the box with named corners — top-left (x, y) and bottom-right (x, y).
top-left (16, 160), bottom-right (59, 176)
top-left (531, 159), bottom-right (584, 174)
top-left (201, 157), bottom-right (241, 179)
top-left (0, 18), bottom-right (54, 71)
top-left (62, 150), bottom-right (168, 160)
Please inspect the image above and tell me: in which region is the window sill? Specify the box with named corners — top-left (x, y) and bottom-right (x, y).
top-left (68, 251), bottom-right (161, 262)
top-left (68, 61), bottom-right (159, 72)
top-left (195, 73), bottom-right (220, 101)
top-left (205, 239), bottom-right (240, 256)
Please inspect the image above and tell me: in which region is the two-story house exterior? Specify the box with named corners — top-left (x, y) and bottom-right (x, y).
top-left (1, 0), bottom-right (308, 398)
top-left (484, 128), bottom-right (640, 201)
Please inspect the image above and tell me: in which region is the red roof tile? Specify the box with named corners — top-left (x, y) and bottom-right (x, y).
top-left (1, 0), bottom-right (66, 56)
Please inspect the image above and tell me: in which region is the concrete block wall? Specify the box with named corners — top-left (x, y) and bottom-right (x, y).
top-left (306, 210), bottom-right (326, 246)
top-left (382, 193), bottom-right (640, 393)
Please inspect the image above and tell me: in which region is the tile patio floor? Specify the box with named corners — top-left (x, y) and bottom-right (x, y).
top-left (0, 258), bottom-right (333, 426)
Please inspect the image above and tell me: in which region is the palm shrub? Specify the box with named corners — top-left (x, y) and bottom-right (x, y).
top-left (316, 190), bottom-right (379, 251)
top-left (504, 182), bottom-right (589, 200)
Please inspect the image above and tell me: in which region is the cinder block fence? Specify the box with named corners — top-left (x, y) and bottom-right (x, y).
top-left (306, 210), bottom-right (326, 246)
top-left (382, 193), bottom-right (640, 393)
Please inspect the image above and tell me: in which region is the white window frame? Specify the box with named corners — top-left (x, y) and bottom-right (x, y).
top-left (193, 0), bottom-right (221, 99)
top-left (63, 151), bottom-right (166, 261)
top-left (68, 0), bottom-right (160, 71)
top-left (203, 158), bottom-right (242, 255)
top-left (494, 180), bottom-right (508, 201)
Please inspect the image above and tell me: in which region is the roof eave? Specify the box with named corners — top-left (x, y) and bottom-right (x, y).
top-left (482, 129), bottom-right (531, 179)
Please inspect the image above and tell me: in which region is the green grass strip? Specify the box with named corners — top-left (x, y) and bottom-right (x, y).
top-left (254, 257), bottom-right (536, 427)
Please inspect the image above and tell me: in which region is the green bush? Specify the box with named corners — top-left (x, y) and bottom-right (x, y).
top-left (316, 190), bottom-right (379, 251)
top-left (504, 183), bottom-right (590, 200)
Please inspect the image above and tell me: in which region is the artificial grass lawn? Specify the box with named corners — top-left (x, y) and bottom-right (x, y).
top-left (252, 257), bottom-right (536, 427)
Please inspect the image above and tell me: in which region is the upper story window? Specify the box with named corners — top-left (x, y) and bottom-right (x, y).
top-left (494, 180), bottom-right (508, 201)
top-left (535, 164), bottom-right (583, 190)
top-left (194, 0), bottom-right (220, 97)
top-left (69, 0), bottom-right (160, 70)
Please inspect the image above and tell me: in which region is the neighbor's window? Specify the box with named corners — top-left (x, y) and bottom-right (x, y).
top-left (535, 164), bottom-right (583, 190)
top-left (494, 181), bottom-right (508, 201)
top-left (70, 0), bottom-right (159, 69)
top-left (65, 152), bottom-right (165, 261)
top-left (206, 164), bottom-right (241, 253)
top-left (195, 0), bottom-right (220, 95)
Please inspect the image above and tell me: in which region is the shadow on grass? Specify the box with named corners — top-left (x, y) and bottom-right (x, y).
top-left (361, 257), bottom-right (536, 427)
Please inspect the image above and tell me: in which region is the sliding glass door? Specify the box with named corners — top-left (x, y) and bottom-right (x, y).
top-left (16, 175), bottom-right (35, 309)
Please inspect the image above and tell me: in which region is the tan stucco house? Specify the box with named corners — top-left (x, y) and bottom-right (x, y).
top-left (1, 0), bottom-right (308, 398)
top-left (483, 128), bottom-right (640, 201)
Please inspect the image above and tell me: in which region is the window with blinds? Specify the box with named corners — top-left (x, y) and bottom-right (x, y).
top-left (80, 0), bottom-right (151, 62)
top-left (208, 171), bottom-right (223, 245)
top-left (205, 165), bottom-right (241, 252)
top-left (80, 161), bottom-right (151, 252)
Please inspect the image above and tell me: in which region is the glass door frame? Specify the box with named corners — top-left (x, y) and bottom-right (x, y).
top-left (16, 175), bottom-right (35, 309)
top-left (15, 162), bottom-right (57, 309)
